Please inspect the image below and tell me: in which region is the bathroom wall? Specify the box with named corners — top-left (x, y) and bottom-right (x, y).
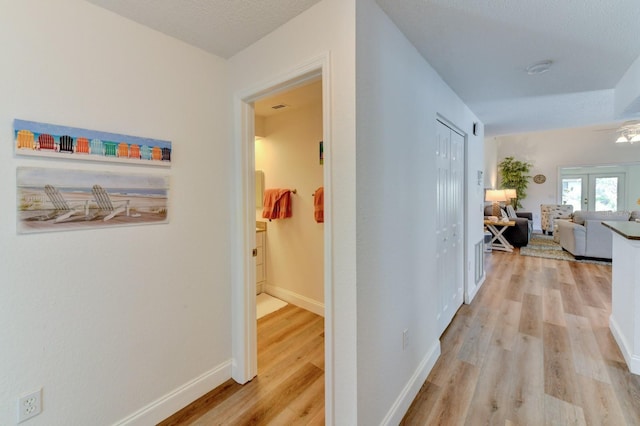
top-left (255, 98), bottom-right (324, 314)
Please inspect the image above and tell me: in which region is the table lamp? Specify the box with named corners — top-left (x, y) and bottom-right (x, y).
top-left (485, 189), bottom-right (507, 217)
top-left (504, 188), bottom-right (517, 207)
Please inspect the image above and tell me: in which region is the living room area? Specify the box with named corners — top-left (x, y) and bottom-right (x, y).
top-left (484, 122), bottom-right (640, 263)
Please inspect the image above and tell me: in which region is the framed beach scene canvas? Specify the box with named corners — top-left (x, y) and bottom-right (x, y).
top-left (17, 167), bottom-right (169, 234)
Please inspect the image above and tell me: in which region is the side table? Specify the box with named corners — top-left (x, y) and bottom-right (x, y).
top-left (484, 220), bottom-right (516, 252)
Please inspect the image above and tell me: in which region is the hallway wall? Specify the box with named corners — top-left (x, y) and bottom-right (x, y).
top-left (0, 1), bottom-right (232, 424)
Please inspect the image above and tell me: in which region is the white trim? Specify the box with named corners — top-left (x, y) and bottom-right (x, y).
top-left (113, 360), bottom-right (232, 425)
top-left (265, 285), bottom-right (325, 317)
top-left (380, 341), bottom-right (441, 426)
top-left (610, 314), bottom-right (640, 375)
top-left (231, 52), bottom-right (334, 422)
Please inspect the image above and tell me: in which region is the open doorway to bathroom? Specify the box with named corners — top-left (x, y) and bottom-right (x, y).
top-left (251, 78), bottom-right (326, 421)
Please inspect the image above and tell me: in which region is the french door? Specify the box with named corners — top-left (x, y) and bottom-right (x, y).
top-left (561, 173), bottom-right (625, 212)
top-left (435, 120), bottom-right (464, 335)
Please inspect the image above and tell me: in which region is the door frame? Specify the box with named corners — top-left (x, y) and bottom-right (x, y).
top-left (230, 52), bottom-right (334, 419)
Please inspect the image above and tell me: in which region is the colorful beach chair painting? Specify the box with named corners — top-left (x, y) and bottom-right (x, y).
top-left (13, 119), bottom-right (172, 167)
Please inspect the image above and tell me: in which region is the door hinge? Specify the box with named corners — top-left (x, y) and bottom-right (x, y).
top-left (252, 248), bottom-right (257, 257)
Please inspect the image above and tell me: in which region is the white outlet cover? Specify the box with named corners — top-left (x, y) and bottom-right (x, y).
top-left (17, 388), bottom-right (42, 423)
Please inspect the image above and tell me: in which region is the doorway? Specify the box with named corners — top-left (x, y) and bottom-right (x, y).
top-left (560, 168), bottom-right (626, 211)
top-left (435, 118), bottom-right (465, 335)
top-left (231, 54), bottom-right (333, 419)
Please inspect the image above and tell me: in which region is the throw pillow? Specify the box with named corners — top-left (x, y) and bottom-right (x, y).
top-left (506, 205), bottom-right (517, 219)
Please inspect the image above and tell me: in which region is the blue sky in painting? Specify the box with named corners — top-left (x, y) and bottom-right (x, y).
top-left (17, 167), bottom-right (169, 190)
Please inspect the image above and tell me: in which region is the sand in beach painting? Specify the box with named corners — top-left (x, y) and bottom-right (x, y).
top-left (17, 167), bottom-right (169, 234)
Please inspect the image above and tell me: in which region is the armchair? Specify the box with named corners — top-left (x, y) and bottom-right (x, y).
top-left (541, 204), bottom-right (573, 235)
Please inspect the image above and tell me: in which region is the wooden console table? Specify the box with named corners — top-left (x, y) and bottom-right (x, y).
top-left (484, 220), bottom-right (516, 252)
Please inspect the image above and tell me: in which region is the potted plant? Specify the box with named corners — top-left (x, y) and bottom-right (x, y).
top-left (498, 156), bottom-right (532, 209)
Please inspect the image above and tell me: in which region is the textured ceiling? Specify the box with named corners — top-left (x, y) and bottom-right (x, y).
top-left (376, 0), bottom-right (640, 135)
top-left (84, 0), bottom-right (640, 136)
top-left (84, 0), bottom-right (321, 59)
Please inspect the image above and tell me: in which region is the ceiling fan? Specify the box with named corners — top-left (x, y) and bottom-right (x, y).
top-left (614, 120), bottom-right (640, 144)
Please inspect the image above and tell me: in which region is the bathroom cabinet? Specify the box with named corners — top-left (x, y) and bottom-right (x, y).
top-left (256, 230), bottom-right (266, 294)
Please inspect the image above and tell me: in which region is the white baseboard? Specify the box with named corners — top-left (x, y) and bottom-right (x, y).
top-left (466, 274), bottom-right (485, 304)
top-left (380, 340), bottom-right (442, 425)
top-left (610, 315), bottom-right (640, 375)
top-left (113, 360), bottom-right (232, 425)
top-left (265, 284), bottom-right (324, 317)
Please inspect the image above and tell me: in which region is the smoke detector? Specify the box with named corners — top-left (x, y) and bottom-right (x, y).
top-left (525, 60), bottom-right (553, 75)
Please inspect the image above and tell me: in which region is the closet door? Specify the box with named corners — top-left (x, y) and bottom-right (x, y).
top-left (435, 120), bottom-right (465, 335)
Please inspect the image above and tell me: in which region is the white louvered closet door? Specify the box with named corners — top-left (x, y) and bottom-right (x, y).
top-left (435, 120), bottom-right (465, 335)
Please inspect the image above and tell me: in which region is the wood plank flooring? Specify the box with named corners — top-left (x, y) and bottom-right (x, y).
top-left (402, 250), bottom-right (640, 425)
top-left (160, 251), bottom-right (640, 425)
top-left (158, 304), bottom-right (324, 425)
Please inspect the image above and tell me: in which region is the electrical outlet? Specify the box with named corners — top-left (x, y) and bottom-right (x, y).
top-left (403, 329), bottom-right (409, 350)
top-left (17, 388), bottom-right (42, 423)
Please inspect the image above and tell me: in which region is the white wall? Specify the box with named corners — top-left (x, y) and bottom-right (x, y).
top-left (228, 0), bottom-right (357, 423)
top-left (0, 1), bottom-right (232, 424)
top-left (484, 137), bottom-right (499, 188)
top-left (355, 0), bottom-right (485, 423)
top-left (494, 126), bottom-right (640, 229)
top-left (255, 100), bottom-right (324, 312)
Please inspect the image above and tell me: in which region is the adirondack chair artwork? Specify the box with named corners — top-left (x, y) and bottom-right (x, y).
top-left (103, 142), bottom-right (118, 157)
top-left (140, 145), bottom-right (152, 160)
top-left (75, 137), bottom-right (90, 154)
top-left (59, 135), bottom-right (74, 153)
top-left (91, 185), bottom-right (130, 221)
top-left (90, 138), bottom-right (104, 155)
top-left (14, 119), bottom-right (172, 167)
top-left (38, 133), bottom-right (56, 150)
top-left (129, 144), bottom-right (141, 159)
top-left (117, 143), bottom-right (129, 158)
top-left (16, 130), bottom-right (35, 149)
top-left (18, 167), bottom-right (168, 233)
top-left (44, 185), bottom-right (90, 223)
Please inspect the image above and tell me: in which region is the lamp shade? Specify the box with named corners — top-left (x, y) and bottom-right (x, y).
top-left (485, 189), bottom-right (507, 202)
top-left (504, 188), bottom-right (517, 199)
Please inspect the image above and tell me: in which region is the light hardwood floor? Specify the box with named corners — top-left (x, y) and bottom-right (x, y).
top-left (161, 251), bottom-right (640, 425)
top-left (402, 250), bottom-right (640, 425)
top-left (158, 304), bottom-right (324, 425)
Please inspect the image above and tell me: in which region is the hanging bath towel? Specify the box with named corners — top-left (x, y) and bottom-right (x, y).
top-left (313, 186), bottom-right (324, 223)
top-left (262, 189), bottom-right (292, 219)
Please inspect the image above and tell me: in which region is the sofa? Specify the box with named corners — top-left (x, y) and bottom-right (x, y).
top-left (484, 206), bottom-right (532, 247)
top-left (556, 210), bottom-right (639, 259)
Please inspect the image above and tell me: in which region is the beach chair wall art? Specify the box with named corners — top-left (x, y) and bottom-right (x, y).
top-left (17, 167), bottom-right (169, 234)
top-left (14, 119), bottom-right (172, 167)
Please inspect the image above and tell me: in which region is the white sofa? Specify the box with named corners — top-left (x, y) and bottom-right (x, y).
top-left (556, 211), bottom-right (637, 259)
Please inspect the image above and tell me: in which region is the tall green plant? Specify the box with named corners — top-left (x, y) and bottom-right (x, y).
top-left (498, 156), bottom-right (532, 209)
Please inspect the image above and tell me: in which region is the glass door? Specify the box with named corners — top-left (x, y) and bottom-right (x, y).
top-left (561, 175), bottom-right (587, 211)
top-left (590, 174), bottom-right (624, 211)
top-left (561, 173), bottom-right (625, 211)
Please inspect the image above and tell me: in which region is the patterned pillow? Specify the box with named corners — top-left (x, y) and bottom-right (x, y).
top-left (506, 205), bottom-right (518, 219)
